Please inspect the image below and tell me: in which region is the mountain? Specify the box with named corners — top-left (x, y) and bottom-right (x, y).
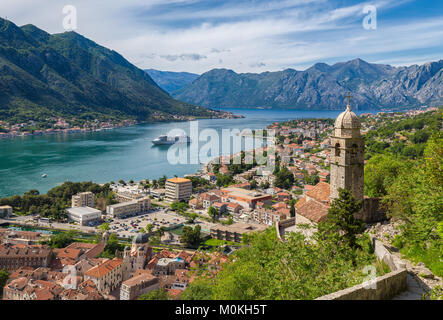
top-left (0, 18), bottom-right (220, 124)
top-left (173, 58), bottom-right (443, 110)
top-left (145, 69), bottom-right (199, 94)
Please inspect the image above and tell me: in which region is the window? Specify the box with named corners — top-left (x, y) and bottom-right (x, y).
top-left (335, 143), bottom-right (341, 156)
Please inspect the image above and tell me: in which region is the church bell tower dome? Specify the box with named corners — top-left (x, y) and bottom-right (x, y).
top-left (334, 94), bottom-right (361, 138)
top-left (334, 104), bottom-right (361, 130)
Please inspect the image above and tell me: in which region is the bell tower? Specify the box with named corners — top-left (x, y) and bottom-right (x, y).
top-left (330, 93), bottom-right (364, 201)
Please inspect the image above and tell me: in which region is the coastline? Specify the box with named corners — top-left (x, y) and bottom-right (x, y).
top-left (0, 111), bottom-right (244, 141)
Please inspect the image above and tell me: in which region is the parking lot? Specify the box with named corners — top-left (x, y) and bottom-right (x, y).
top-left (105, 206), bottom-right (219, 240)
top-left (106, 208), bottom-right (189, 239)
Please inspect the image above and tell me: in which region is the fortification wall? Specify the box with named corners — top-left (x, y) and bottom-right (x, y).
top-left (355, 197), bottom-right (387, 223)
top-left (316, 237), bottom-right (407, 300)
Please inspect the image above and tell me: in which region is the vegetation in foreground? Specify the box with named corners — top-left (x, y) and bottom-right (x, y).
top-left (364, 109), bottom-right (442, 277)
top-left (181, 189), bottom-right (385, 300)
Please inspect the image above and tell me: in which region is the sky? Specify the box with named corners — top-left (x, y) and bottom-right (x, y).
top-left (1, 0), bottom-right (442, 74)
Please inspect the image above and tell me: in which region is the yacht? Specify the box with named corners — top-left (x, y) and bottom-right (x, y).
top-left (152, 135), bottom-right (191, 145)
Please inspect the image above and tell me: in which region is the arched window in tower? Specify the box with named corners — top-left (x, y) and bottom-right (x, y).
top-left (335, 143), bottom-right (341, 156)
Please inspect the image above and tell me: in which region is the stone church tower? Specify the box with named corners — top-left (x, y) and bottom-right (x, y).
top-left (330, 98), bottom-right (365, 201)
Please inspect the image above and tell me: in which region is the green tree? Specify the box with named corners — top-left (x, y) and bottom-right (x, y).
top-left (146, 223), bottom-right (154, 234)
top-left (274, 166), bottom-right (294, 189)
top-left (98, 222), bottom-right (110, 232)
top-left (364, 154), bottom-right (408, 197)
top-left (171, 201), bottom-right (189, 214)
top-left (100, 233), bottom-right (122, 258)
top-left (47, 230), bottom-right (78, 248)
top-left (289, 202), bottom-right (295, 218)
top-left (319, 188), bottom-right (364, 250)
top-left (181, 225), bottom-right (201, 248)
top-left (138, 288), bottom-right (169, 300)
top-left (180, 278), bottom-right (214, 300)
top-left (0, 268), bottom-right (9, 297)
top-left (208, 206), bottom-right (219, 222)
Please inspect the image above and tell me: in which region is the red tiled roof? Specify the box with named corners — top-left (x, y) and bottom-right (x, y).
top-left (84, 258), bottom-right (123, 278)
top-left (295, 197), bottom-right (306, 210)
top-left (306, 182), bottom-right (330, 204)
top-left (296, 199), bottom-right (329, 223)
top-left (53, 248), bottom-right (82, 260)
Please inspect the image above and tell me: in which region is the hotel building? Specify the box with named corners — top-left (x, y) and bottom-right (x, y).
top-left (72, 192), bottom-right (95, 208)
top-left (106, 197), bottom-right (150, 218)
top-left (165, 178), bottom-right (192, 203)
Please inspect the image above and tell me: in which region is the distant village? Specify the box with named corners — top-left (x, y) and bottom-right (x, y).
top-left (0, 117), bottom-right (138, 139)
top-left (0, 109), bottom-right (242, 140)
top-left (0, 105), bottom-right (438, 300)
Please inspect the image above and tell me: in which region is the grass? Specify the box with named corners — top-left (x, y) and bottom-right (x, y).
top-left (400, 245), bottom-right (442, 277)
top-left (392, 234), bottom-right (442, 277)
top-left (203, 238), bottom-right (236, 247)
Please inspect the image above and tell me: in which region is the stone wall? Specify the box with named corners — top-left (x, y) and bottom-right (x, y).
top-left (315, 268), bottom-right (407, 300)
top-left (316, 237), bottom-right (407, 300)
top-left (371, 236), bottom-right (406, 271)
top-left (355, 197), bottom-right (387, 223)
top-left (279, 217), bottom-right (295, 228)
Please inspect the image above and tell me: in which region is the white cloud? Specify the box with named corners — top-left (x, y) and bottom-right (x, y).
top-left (0, 0), bottom-right (441, 73)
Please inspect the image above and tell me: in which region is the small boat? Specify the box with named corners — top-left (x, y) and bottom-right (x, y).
top-left (152, 135), bottom-right (191, 145)
top-left (41, 174), bottom-right (47, 178)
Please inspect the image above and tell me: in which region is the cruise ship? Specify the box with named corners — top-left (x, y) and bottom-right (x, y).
top-left (151, 135), bottom-right (191, 145)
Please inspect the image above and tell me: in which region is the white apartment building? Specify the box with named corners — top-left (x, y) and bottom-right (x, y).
top-left (106, 197), bottom-right (150, 218)
top-left (71, 192), bottom-right (95, 208)
top-left (165, 178), bottom-right (192, 203)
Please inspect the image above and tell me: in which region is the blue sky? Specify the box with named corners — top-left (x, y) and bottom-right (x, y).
top-left (1, 0), bottom-right (442, 73)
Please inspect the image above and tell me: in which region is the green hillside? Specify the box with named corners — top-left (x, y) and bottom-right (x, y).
top-left (0, 18), bottom-right (218, 124)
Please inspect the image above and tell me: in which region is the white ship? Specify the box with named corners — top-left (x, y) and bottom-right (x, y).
top-left (152, 135), bottom-right (191, 145)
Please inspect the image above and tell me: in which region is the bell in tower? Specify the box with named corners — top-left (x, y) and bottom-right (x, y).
top-left (330, 93), bottom-right (365, 201)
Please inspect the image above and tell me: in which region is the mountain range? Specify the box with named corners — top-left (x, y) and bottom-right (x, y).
top-left (0, 18), bottom-right (219, 124)
top-left (145, 69), bottom-right (199, 94)
top-left (168, 59), bottom-right (443, 110)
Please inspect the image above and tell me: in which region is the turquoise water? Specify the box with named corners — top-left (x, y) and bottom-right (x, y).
top-left (0, 108), bottom-right (375, 198)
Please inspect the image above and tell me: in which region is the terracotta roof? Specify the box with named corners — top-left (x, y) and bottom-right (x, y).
top-left (65, 242), bottom-right (96, 250)
top-left (296, 198), bottom-right (329, 223)
top-left (306, 182), bottom-right (330, 204)
top-left (84, 258), bottom-right (123, 278)
top-left (168, 288), bottom-right (182, 299)
top-left (295, 197), bottom-right (306, 210)
top-left (0, 244), bottom-right (51, 258)
top-left (272, 202), bottom-right (288, 210)
top-left (167, 177), bottom-right (191, 184)
top-left (188, 198), bottom-right (199, 205)
top-left (54, 248), bottom-right (82, 260)
top-left (200, 193), bottom-right (220, 201)
top-left (122, 273), bottom-right (158, 287)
